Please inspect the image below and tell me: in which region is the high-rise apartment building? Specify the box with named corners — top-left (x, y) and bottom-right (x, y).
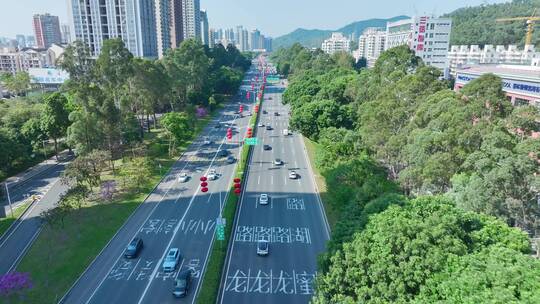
top-left (385, 16), bottom-right (452, 70)
top-left (60, 24), bottom-right (72, 44)
top-left (264, 37), bottom-right (273, 52)
top-left (33, 13), bottom-right (62, 48)
top-left (68, 0), bottom-right (157, 57)
top-left (249, 29), bottom-right (261, 50)
top-left (354, 27), bottom-right (386, 67)
top-left (26, 36), bottom-right (35, 47)
top-left (200, 10), bottom-right (209, 45)
top-left (321, 32), bottom-right (351, 55)
top-left (155, 0), bottom-right (183, 58)
top-left (182, 0), bottom-right (201, 40)
top-left (235, 26), bottom-right (248, 51)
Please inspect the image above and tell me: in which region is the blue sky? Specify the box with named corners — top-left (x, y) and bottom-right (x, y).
top-left (1, 0), bottom-right (510, 38)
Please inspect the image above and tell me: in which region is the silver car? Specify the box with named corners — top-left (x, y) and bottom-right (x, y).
top-left (162, 248), bottom-right (181, 272)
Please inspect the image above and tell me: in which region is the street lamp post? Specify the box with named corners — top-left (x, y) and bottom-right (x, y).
top-left (4, 182), bottom-right (13, 218)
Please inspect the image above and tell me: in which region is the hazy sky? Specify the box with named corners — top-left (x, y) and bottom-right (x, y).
top-left (1, 0), bottom-right (510, 38)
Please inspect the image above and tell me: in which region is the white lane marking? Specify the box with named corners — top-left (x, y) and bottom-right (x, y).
top-left (284, 176), bottom-right (288, 185)
top-left (174, 259), bottom-right (186, 280)
top-left (126, 259), bottom-right (141, 281)
top-left (83, 107), bottom-right (236, 304)
top-left (257, 176), bottom-right (261, 185)
top-left (137, 111), bottom-right (241, 304)
top-left (270, 175), bottom-right (273, 185)
top-left (6, 225), bottom-right (43, 273)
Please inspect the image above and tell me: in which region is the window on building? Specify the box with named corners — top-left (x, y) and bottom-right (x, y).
top-left (514, 97), bottom-right (530, 106)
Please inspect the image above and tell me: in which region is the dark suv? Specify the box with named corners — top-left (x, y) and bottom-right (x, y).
top-left (124, 237), bottom-right (143, 258)
top-left (173, 270), bottom-right (192, 298)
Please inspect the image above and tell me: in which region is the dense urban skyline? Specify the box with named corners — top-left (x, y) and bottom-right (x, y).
top-left (1, 0), bottom-right (510, 38)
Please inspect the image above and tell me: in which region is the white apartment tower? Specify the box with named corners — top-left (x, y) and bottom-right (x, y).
top-left (321, 32), bottom-right (351, 55)
top-left (68, 0), bottom-right (157, 58)
top-left (355, 27), bottom-right (386, 67)
top-left (385, 16), bottom-right (452, 70)
top-left (182, 0), bottom-right (201, 40)
top-left (200, 10), bottom-right (209, 45)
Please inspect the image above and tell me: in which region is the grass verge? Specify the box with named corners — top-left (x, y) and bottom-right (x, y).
top-left (0, 199), bottom-right (33, 238)
top-left (302, 136), bottom-right (338, 229)
top-left (10, 112), bottom-right (216, 304)
top-left (196, 92), bottom-right (260, 303)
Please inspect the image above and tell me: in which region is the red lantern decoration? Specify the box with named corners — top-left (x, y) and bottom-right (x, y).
top-left (233, 183), bottom-right (241, 189)
top-left (234, 178), bottom-right (241, 183)
top-left (201, 182), bottom-right (208, 187)
top-left (234, 188), bottom-right (241, 195)
top-left (201, 187), bottom-right (209, 193)
top-left (200, 176), bottom-right (207, 182)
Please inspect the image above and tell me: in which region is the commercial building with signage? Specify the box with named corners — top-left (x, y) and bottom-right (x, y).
top-left (454, 64), bottom-right (540, 108)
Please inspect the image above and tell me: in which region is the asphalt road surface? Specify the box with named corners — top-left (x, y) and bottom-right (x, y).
top-left (0, 162), bottom-right (70, 275)
top-left (218, 77), bottom-right (331, 303)
top-left (61, 63), bottom-right (263, 304)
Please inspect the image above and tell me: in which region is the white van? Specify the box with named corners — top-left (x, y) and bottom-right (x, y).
top-left (282, 129), bottom-right (290, 136)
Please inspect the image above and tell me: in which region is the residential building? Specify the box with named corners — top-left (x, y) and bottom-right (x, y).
top-left (354, 27), bottom-right (386, 67)
top-left (264, 37), bottom-right (273, 52)
top-left (235, 26), bottom-right (249, 52)
top-left (155, 0), bottom-right (183, 58)
top-left (33, 13), bottom-right (62, 48)
top-left (321, 32), bottom-right (351, 55)
top-left (26, 36), bottom-right (35, 47)
top-left (60, 24), bottom-right (72, 44)
top-left (208, 29), bottom-right (215, 47)
top-left (249, 29), bottom-right (261, 50)
top-left (0, 48), bottom-right (20, 74)
top-left (15, 35), bottom-right (27, 48)
top-left (448, 44), bottom-right (540, 75)
top-left (68, 0), bottom-right (157, 57)
top-left (182, 0), bottom-right (201, 40)
top-left (200, 10), bottom-right (209, 45)
top-left (455, 64), bottom-right (540, 109)
top-left (385, 16), bottom-right (452, 70)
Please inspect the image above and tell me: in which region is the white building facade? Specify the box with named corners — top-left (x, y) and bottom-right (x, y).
top-left (68, 0), bottom-right (157, 57)
top-left (354, 27), bottom-right (386, 67)
top-left (182, 0), bottom-right (201, 40)
top-left (386, 16), bottom-right (452, 70)
top-left (448, 44), bottom-right (540, 74)
top-left (321, 32), bottom-right (351, 55)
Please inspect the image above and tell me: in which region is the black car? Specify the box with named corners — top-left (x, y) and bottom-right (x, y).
top-left (217, 149), bottom-right (228, 157)
top-left (263, 145), bottom-right (271, 151)
top-left (172, 270), bottom-right (192, 298)
top-left (124, 237), bottom-right (143, 258)
top-left (266, 125), bottom-right (272, 130)
top-left (262, 110), bottom-right (267, 114)
top-left (274, 112), bottom-right (279, 116)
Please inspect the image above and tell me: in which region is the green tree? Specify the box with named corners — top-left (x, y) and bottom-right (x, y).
top-left (1, 72), bottom-right (31, 96)
top-left (119, 157), bottom-right (153, 191)
top-left (314, 196), bottom-right (531, 304)
top-left (161, 112), bottom-right (192, 155)
top-left (40, 92), bottom-right (71, 158)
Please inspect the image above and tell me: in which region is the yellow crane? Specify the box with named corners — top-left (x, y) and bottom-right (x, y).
top-left (496, 9), bottom-right (540, 45)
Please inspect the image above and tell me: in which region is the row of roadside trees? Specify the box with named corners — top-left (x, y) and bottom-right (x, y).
top-left (271, 43), bottom-right (540, 303)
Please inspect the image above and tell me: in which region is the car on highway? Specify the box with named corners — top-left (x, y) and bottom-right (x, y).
top-left (257, 240), bottom-right (269, 256)
top-left (289, 170), bottom-right (298, 179)
top-left (207, 169), bottom-right (218, 180)
top-left (262, 110), bottom-right (267, 114)
top-left (263, 144), bottom-right (271, 151)
top-left (226, 155), bottom-right (235, 164)
top-left (124, 237), bottom-right (143, 259)
top-left (173, 270), bottom-right (192, 298)
top-left (203, 137), bottom-right (213, 145)
top-left (259, 193), bottom-right (269, 205)
top-left (162, 248), bottom-right (181, 272)
top-left (258, 122), bottom-right (264, 127)
top-left (274, 112), bottom-right (279, 116)
top-left (266, 125), bottom-right (272, 130)
top-left (217, 149), bottom-right (228, 157)
top-left (178, 172), bottom-right (189, 183)
top-left (283, 129), bottom-right (291, 136)
top-left (274, 158), bottom-right (283, 166)
top-left (214, 124), bottom-right (221, 129)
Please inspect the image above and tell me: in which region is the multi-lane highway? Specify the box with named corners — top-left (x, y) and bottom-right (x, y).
top-left (60, 63), bottom-right (262, 304)
top-left (218, 73), bottom-right (331, 303)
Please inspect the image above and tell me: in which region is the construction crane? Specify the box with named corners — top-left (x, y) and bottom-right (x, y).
top-left (496, 8), bottom-right (540, 46)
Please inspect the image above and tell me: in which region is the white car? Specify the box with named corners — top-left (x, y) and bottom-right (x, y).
top-left (274, 158), bottom-right (283, 166)
top-left (259, 193), bottom-right (269, 205)
top-left (178, 173), bottom-right (189, 183)
top-left (162, 248), bottom-right (181, 272)
top-left (288, 171), bottom-right (297, 179)
top-left (258, 122), bottom-right (264, 127)
top-left (257, 240), bottom-right (269, 256)
top-left (203, 137), bottom-right (212, 145)
top-left (207, 169), bottom-right (218, 180)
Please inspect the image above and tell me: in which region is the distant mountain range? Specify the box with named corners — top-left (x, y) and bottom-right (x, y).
top-left (273, 15), bottom-right (409, 50)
